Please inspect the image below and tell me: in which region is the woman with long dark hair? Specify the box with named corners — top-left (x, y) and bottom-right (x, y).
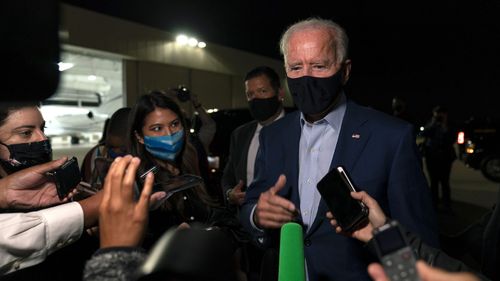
top-left (128, 90), bottom-right (246, 250)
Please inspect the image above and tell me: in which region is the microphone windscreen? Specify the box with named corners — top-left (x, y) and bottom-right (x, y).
top-left (278, 222), bottom-right (306, 281)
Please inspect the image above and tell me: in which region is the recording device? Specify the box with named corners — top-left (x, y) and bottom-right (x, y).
top-left (278, 222), bottom-right (306, 281)
top-left (47, 157), bottom-right (81, 199)
top-left (316, 166), bottom-right (368, 233)
top-left (175, 84), bottom-right (191, 102)
top-left (372, 220), bottom-right (421, 281)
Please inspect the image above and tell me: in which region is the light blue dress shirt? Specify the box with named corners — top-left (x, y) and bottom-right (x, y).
top-left (298, 93), bottom-right (347, 231)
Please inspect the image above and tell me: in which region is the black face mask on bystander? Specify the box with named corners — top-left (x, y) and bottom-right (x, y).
top-left (0, 139), bottom-right (53, 174)
top-left (248, 95), bottom-right (281, 122)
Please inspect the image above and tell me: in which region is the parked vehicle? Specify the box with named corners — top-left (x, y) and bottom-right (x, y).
top-left (456, 118), bottom-right (500, 183)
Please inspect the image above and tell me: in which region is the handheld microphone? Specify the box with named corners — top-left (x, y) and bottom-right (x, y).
top-left (278, 222), bottom-right (306, 281)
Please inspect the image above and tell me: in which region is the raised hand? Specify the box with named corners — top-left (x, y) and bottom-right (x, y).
top-left (327, 191), bottom-right (386, 242)
top-left (228, 180), bottom-right (246, 206)
top-left (368, 261), bottom-right (480, 281)
top-left (0, 157), bottom-right (70, 209)
top-left (254, 175), bottom-right (296, 229)
top-left (98, 155), bottom-right (154, 248)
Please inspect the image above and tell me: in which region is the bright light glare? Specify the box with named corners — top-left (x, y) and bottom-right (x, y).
top-left (188, 38), bottom-right (198, 47)
top-left (176, 34), bottom-right (205, 48)
top-left (457, 131), bottom-right (465, 144)
top-left (40, 105), bottom-right (91, 119)
top-left (87, 75), bottom-right (97, 81)
top-left (176, 34), bottom-right (188, 45)
top-left (58, 62), bottom-right (74, 71)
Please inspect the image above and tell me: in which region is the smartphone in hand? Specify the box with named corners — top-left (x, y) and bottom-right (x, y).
top-left (316, 166), bottom-right (368, 233)
top-left (47, 156), bottom-right (81, 199)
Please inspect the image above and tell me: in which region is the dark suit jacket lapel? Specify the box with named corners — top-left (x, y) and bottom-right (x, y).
top-left (282, 112), bottom-right (302, 212)
top-left (307, 101), bottom-right (371, 235)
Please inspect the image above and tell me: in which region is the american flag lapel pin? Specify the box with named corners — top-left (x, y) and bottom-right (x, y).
top-left (352, 133), bottom-right (360, 139)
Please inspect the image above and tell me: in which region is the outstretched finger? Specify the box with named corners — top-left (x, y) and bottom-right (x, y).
top-left (367, 263), bottom-right (389, 281)
top-left (109, 155), bottom-right (133, 205)
top-left (122, 157), bottom-right (141, 199)
top-left (234, 180), bottom-right (244, 191)
top-left (269, 174), bottom-right (287, 195)
top-left (136, 171), bottom-right (154, 214)
top-left (102, 156), bottom-right (123, 204)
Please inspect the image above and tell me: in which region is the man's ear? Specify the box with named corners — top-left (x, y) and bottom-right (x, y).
top-left (278, 87), bottom-right (285, 102)
top-left (342, 59), bottom-right (352, 85)
top-left (135, 131), bottom-right (144, 145)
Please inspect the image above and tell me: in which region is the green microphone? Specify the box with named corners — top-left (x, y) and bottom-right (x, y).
top-left (278, 222), bottom-right (306, 281)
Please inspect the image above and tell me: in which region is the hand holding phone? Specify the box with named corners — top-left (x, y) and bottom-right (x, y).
top-left (316, 166), bottom-right (368, 233)
top-left (46, 156), bottom-right (82, 199)
top-left (372, 220), bottom-right (421, 281)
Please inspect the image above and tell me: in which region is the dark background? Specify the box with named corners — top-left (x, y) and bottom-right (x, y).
top-left (62, 0), bottom-right (500, 126)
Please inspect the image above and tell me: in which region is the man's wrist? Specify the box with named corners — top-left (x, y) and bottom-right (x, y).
top-left (250, 204), bottom-right (264, 232)
top-left (225, 188), bottom-right (233, 203)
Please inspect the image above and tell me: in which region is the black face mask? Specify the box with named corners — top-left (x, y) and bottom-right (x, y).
top-left (287, 70), bottom-right (343, 115)
top-left (248, 95), bottom-right (281, 122)
top-left (0, 139), bottom-right (53, 174)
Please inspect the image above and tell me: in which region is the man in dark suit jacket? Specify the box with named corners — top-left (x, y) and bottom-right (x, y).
top-left (222, 66), bottom-right (286, 208)
top-left (221, 66), bottom-right (286, 281)
top-left (240, 18), bottom-right (438, 281)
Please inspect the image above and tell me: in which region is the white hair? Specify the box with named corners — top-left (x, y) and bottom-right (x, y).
top-left (279, 17), bottom-right (349, 65)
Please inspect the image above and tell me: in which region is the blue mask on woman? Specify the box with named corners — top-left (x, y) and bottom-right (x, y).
top-left (143, 130), bottom-right (184, 161)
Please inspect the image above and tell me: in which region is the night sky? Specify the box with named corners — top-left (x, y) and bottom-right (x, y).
top-left (62, 0), bottom-right (500, 126)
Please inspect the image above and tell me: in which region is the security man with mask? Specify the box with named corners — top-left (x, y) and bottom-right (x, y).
top-left (222, 66), bottom-right (285, 208)
top-left (221, 65), bottom-right (285, 281)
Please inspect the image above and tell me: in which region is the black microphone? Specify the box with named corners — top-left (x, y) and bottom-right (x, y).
top-left (278, 222), bottom-right (306, 281)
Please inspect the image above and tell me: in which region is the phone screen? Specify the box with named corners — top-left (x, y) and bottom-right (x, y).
top-left (51, 156), bottom-right (81, 199)
top-left (373, 225), bottom-right (407, 255)
top-left (316, 166), bottom-right (367, 231)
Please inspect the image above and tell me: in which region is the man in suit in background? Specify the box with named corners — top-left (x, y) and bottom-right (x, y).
top-left (222, 66), bottom-right (286, 208)
top-left (240, 18), bottom-right (438, 281)
top-left (221, 65), bottom-right (285, 281)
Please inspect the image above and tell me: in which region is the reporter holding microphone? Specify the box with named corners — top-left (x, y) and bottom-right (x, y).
top-left (328, 191), bottom-right (489, 281)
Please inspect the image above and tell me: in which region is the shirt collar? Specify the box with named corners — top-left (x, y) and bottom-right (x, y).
top-left (300, 92), bottom-right (347, 131)
top-left (257, 108), bottom-right (285, 132)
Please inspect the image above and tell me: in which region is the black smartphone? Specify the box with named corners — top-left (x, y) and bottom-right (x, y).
top-left (372, 220), bottom-right (420, 281)
top-left (155, 174), bottom-right (204, 199)
top-left (138, 166), bottom-right (203, 198)
top-left (48, 157), bottom-right (81, 199)
top-left (316, 166), bottom-right (368, 233)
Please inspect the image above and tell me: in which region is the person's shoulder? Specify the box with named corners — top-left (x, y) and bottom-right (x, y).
top-left (230, 120), bottom-right (259, 140)
top-left (348, 101), bottom-right (414, 131)
top-left (272, 109), bottom-right (300, 127)
top-left (233, 120), bottom-right (258, 133)
top-left (260, 110), bottom-right (299, 134)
